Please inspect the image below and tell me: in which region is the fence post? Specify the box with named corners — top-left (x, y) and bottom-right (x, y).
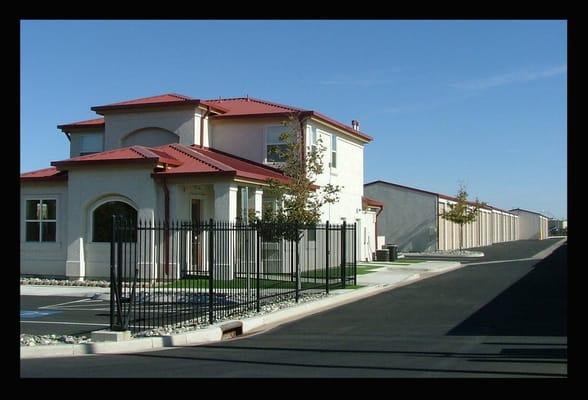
top-left (295, 226), bottom-right (300, 303)
top-left (341, 220), bottom-right (346, 289)
top-left (208, 218), bottom-right (214, 325)
top-left (116, 216), bottom-right (124, 329)
top-left (325, 221), bottom-right (330, 294)
top-left (110, 215), bottom-right (116, 330)
top-left (353, 223), bottom-right (357, 285)
top-left (256, 221), bottom-right (260, 313)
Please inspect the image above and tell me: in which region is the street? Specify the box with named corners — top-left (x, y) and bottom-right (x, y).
top-left (20, 239), bottom-right (567, 378)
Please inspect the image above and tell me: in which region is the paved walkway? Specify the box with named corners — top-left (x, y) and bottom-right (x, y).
top-left (357, 260), bottom-right (461, 286)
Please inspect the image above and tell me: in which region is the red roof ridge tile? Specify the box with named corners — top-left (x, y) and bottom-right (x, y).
top-left (106, 93), bottom-right (194, 106)
top-left (167, 144), bottom-right (235, 172)
top-left (129, 145), bottom-right (162, 159)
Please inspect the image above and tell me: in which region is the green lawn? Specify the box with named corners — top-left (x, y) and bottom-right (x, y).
top-left (159, 277), bottom-right (356, 290)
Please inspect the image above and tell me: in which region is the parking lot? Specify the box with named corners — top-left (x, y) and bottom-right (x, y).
top-left (20, 295), bottom-right (111, 336)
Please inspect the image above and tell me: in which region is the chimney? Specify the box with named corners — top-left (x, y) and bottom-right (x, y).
top-left (351, 120), bottom-right (360, 131)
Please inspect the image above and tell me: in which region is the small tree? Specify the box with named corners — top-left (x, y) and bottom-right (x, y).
top-left (255, 113), bottom-right (341, 240)
top-left (440, 184), bottom-right (487, 251)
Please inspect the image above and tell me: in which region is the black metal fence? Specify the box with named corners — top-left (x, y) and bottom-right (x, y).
top-left (110, 218), bottom-right (356, 333)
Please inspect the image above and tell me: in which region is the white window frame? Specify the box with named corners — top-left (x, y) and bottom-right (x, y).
top-left (24, 198), bottom-right (57, 243)
top-left (330, 133), bottom-right (338, 170)
top-left (79, 133), bottom-right (104, 156)
top-left (307, 125), bottom-right (317, 155)
top-left (264, 125), bottom-right (289, 164)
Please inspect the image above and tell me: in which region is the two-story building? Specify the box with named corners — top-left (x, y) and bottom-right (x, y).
top-left (20, 93), bottom-right (379, 280)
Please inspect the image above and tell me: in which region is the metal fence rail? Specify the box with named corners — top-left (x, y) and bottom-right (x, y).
top-left (110, 218), bottom-right (356, 333)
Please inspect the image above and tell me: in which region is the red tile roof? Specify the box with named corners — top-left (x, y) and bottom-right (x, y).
top-left (205, 97), bottom-right (372, 142)
top-left (57, 117), bottom-right (105, 130)
top-left (156, 144), bottom-right (290, 184)
top-left (362, 195), bottom-right (384, 209)
top-left (20, 167), bottom-right (67, 181)
top-left (91, 93), bottom-right (228, 114)
top-left (47, 143), bottom-right (290, 185)
top-left (204, 97), bottom-right (302, 116)
top-left (51, 146), bottom-right (182, 168)
top-left (76, 93), bottom-right (371, 142)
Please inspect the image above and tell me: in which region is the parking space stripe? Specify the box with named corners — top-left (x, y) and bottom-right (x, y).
top-left (20, 321), bottom-right (110, 327)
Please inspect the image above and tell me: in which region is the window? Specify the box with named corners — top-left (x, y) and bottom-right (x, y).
top-left (307, 125), bottom-right (317, 155)
top-left (266, 126), bottom-right (289, 163)
top-left (25, 199), bottom-right (56, 242)
top-left (80, 134), bottom-right (103, 156)
top-left (330, 134), bottom-right (337, 168)
top-left (93, 201), bottom-right (137, 242)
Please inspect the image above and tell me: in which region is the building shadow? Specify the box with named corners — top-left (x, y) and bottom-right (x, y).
top-left (447, 244), bottom-right (567, 337)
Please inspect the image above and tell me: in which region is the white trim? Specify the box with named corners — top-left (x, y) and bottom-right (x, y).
top-left (88, 196), bottom-right (138, 244)
top-left (23, 196), bottom-right (58, 243)
top-left (263, 125), bottom-right (289, 164)
top-left (330, 133), bottom-right (338, 171)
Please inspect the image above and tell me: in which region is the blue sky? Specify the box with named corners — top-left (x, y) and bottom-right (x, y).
top-left (20, 20), bottom-right (567, 219)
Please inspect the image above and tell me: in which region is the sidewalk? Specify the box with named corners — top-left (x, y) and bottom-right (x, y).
top-left (357, 260), bottom-right (462, 286)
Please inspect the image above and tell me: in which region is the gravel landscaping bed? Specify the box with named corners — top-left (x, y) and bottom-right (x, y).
top-left (20, 334), bottom-right (92, 347)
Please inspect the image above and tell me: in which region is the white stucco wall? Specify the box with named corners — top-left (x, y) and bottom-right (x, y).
top-left (210, 117), bottom-right (285, 163)
top-left (20, 181), bottom-right (69, 277)
top-left (308, 120), bottom-right (365, 226)
top-left (64, 164), bottom-right (159, 279)
top-left (103, 107), bottom-right (200, 150)
top-left (211, 117), bottom-right (367, 229)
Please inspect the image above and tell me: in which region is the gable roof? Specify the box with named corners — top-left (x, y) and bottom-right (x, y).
top-left (45, 143), bottom-right (290, 185)
top-left (509, 208), bottom-right (549, 218)
top-left (365, 179), bottom-right (500, 212)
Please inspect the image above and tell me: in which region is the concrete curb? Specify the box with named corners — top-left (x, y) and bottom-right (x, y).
top-left (531, 238), bottom-right (567, 260)
top-left (21, 261), bottom-right (463, 359)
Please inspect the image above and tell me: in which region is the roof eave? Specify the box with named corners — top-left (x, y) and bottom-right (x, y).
top-left (51, 158), bottom-right (159, 168)
top-left (91, 99), bottom-right (203, 115)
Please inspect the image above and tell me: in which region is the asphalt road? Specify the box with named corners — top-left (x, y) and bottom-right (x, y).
top-left (20, 239), bottom-right (567, 378)
top-left (405, 237), bottom-right (563, 263)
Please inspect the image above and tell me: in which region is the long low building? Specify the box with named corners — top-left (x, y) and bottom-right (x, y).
top-left (509, 208), bottom-right (549, 240)
top-left (364, 180), bottom-right (523, 252)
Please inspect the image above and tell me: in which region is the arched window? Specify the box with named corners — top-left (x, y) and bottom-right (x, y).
top-left (93, 201), bottom-right (137, 242)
